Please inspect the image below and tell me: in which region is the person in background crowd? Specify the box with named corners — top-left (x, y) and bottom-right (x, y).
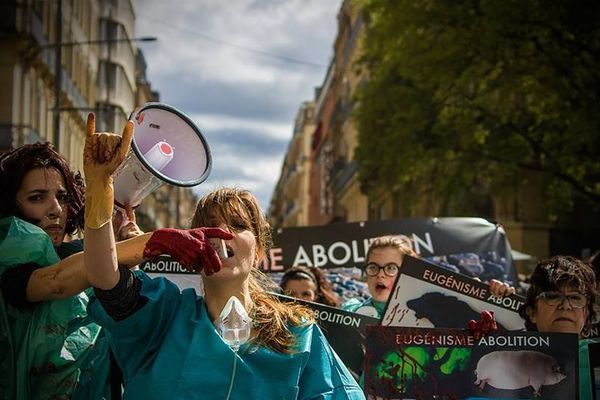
top-left (518, 255), bottom-right (598, 399)
top-left (280, 265), bottom-right (342, 307)
top-left (86, 184), bottom-right (365, 399)
top-left (343, 235), bottom-right (418, 318)
top-left (342, 235), bottom-right (516, 319)
top-left (0, 140), bottom-right (112, 399)
top-left (0, 116), bottom-right (224, 399)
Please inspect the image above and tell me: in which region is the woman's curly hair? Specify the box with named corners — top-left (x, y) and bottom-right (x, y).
top-left (0, 142), bottom-right (85, 235)
top-left (519, 255), bottom-right (598, 331)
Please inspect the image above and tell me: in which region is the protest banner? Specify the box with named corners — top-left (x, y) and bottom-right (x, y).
top-left (273, 293), bottom-right (378, 378)
top-left (583, 321), bottom-right (600, 340)
top-left (268, 217), bottom-right (517, 285)
top-left (139, 255), bottom-right (200, 291)
top-left (139, 218), bottom-right (518, 301)
top-left (381, 256), bottom-right (526, 330)
top-left (365, 326), bottom-right (579, 399)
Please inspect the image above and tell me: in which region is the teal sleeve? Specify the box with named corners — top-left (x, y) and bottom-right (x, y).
top-left (341, 298), bottom-right (363, 313)
top-left (297, 324), bottom-right (366, 400)
top-left (88, 272), bottom-right (183, 381)
top-left (579, 338), bottom-right (598, 400)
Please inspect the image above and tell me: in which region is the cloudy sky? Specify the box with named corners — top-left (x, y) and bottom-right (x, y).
top-left (135, 0), bottom-right (342, 210)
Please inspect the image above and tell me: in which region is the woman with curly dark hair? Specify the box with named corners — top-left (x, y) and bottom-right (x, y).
top-left (0, 141), bottom-right (112, 399)
top-left (520, 255), bottom-right (597, 334)
top-left (0, 116), bottom-right (225, 399)
top-left (519, 255), bottom-right (598, 399)
top-left (0, 142), bottom-right (85, 250)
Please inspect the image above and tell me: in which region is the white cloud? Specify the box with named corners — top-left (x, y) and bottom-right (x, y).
top-left (194, 151), bottom-right (284, 211)
top-left (135, 0), bottom-right (341, 210)
top-left (189, 113), bottom-right (291, 141)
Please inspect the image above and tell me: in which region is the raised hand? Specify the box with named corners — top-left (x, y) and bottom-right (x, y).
top-left (84, 113), bottom-right (134, 229)
top-left (84, 113), bottom-right (133, 181)
top-left (488, 279), bottom-right (516, 297)
top-left (143, 227), bottom-right (234, 275)
top-left (467, 311), bottom-right (498, 340)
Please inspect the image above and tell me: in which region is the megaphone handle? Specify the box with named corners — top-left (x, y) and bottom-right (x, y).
top-left (113, 206), bottom-right (128, 231)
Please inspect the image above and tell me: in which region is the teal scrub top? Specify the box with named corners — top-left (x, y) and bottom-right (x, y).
top-left (89, 271), bottom-right (365, 400)
top-left (580, 337), bottom-right (598, 400)
top-left (342, 297), bottom-right (385, 319)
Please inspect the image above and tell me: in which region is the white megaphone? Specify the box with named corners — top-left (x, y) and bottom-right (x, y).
top-left (113, 102), bottom-right (211, 212)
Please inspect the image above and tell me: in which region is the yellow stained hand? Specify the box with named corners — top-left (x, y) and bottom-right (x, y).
top-left (83, 113), bottom-right (134, 181)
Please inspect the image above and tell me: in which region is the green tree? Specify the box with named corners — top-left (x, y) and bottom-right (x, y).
top-left (354, 0), bottom-right (600, 219)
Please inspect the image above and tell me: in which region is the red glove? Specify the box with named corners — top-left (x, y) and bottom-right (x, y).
top-left (467, 311), bottom-right (498, 340)
top-left (143, 227), bottom-right (234, 275)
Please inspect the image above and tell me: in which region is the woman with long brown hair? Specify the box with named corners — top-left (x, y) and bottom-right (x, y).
top-left (86, 185), bottom-right (364, 399)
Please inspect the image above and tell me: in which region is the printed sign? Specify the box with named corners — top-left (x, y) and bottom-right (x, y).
top-left (381, 256), bottom-right (526, 330)
top-left (273, 293), bottom-right (378, 379)
top-left (139, 256), bottom-right (201, 291)
top-left (365, 326), bottom-right (579, 399)
top-left (583, 321), bottom-right (600, 340)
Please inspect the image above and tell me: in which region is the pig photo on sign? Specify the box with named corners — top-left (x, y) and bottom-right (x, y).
top-left (474, 350), bottom-right (566, 397)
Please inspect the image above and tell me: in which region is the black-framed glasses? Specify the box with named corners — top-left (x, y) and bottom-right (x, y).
top-left (536, 291), bottom-right (588, 309)
top-left (365, 263), bottom-right (400, 277)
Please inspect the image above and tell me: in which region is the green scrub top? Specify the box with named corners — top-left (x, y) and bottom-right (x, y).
top-left (89, 271), bottom-right (365, 400)
top-left (580, 337), bottom-right (599, 400)
top-left (0, 217), bottom-right (111, 400)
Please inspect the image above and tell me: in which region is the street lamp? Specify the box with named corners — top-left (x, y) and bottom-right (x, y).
top-left (45, 3), bottom-right (157, 150)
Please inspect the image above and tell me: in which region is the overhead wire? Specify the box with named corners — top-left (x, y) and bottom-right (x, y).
top-left (136, 12), bottom-right (329, 69)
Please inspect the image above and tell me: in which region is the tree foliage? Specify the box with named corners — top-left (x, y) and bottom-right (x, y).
top-left (354, 0), bottom-right (600, 218)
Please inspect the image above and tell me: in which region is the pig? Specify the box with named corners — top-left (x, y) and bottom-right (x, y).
top-left (474, 350), bottom-right (566, 397)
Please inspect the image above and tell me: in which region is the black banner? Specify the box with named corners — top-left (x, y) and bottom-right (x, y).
top-left (138, 218), bottom-right (518, 295)
top-left (273, 293), bottom-right (378, 379)
top-left (267, 217), bottom-right (517, 285)
top-left (583, 321), bottom-right (600, 340)
top-left (365, 327), bottom-right (579, 399)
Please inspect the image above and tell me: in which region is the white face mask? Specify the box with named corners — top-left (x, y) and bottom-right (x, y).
top-left (217, 296), bottom-right (251, 352)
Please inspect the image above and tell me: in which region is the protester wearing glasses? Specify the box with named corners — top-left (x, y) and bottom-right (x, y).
top-left (519, 255), bottom-right (598, 399)
top-left (342, 236), bottom-right (417, 318)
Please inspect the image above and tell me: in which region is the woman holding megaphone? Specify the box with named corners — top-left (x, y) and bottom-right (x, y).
top-left (0, 113), bottom-right (234, 399)
top-left (85, 183), bottom-right (364, 397)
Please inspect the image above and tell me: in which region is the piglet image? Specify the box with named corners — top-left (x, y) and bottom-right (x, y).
top-left (474, 350), bottom-right (566, 397)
